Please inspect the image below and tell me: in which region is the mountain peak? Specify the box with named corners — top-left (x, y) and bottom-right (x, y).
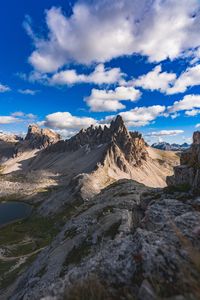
top-left (48, 116), bottom-right (148, 167)
top-left (25, 124), bottom-right (60, 148)
top-left (110, 115), bottom-right (126, 133)
top-left (25, 124), bottom-right (41, 140)
top-left (15, 125), bottom-right (60, 156)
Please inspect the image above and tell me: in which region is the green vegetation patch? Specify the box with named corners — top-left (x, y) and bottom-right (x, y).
top-left (8, 242), bottom-right (37, 257)
top-left (0, 193), bottom-right (89, 291)
top-left (0, 259), bottom-right (16, 275)
top-left (0, 215), bottom-right (58, 248)
top-left (0, 254), bottom-right (37, 290)
top-left (0, 193), bottom-right (24, 203)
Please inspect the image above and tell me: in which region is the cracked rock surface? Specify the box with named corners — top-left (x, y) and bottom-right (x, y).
top-left (6, 180), bottom-right (200, 300)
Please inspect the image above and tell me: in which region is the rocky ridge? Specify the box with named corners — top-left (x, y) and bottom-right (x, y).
top-left (6, 179), bottom-right (200, 300)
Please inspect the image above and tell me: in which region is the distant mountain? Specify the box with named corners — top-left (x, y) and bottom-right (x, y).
top-left (0, 133), bottom-right (22, 163)
top-left (152, 141), bottom-right (190, 151)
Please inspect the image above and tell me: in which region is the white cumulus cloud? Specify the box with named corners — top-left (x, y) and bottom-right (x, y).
top-left (168, 95), bottom-right (200, 114)
top-left (185, 109), bottom-right (200, 116)
top-left (0, 116), bottom-right (21, 124)
top-left (18, 89), bottom-right (39, 95)
top-left (41, 112), bottom-right (97, 130)
top-left (85, 86), bottom-right (141, 112)
top-left (147, 130), bottom-right (184, 137)
top-left (50, 64), bottom-right (123, 85)
top-left (120, 105), bottom-right (166, 127)
top-left (167, 64), bottom-right (200, 94)
top-left (104, 105), bottom-right (166, 127)
top-left (11, 112), bottom-right (37, 119)
top-left (25, 0), bottom-right (200, 73)
top-left (134, 65), bottom-right (176, 93)
top-left (0, 83), bottom-right (11, 93)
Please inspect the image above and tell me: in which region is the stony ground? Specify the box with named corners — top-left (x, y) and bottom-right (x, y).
top-left (1, 179), bottom-right (199, 300)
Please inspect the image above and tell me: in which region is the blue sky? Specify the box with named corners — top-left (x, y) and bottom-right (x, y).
top-left (1, 0), bottom-right (200, 144)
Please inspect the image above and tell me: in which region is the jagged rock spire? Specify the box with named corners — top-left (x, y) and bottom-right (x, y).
top-left (25, 124), bottom-right (41, 141)
top-left (110, 115), bottom-right (127, 133)
top-left (193, 131), bottom-right (200, 144)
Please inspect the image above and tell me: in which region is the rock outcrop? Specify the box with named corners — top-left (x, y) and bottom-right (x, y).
top-left (15, 124), bottom-right (61, 155)
top-left (25, 124), bottom-right (61, 149)
top-left (167, 131), bottom-right (200, 192)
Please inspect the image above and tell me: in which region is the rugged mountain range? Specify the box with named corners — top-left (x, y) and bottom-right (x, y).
top-left (47, 115), bottom-right (148, 168)
top-left (1, 116), bottom-right (179, 215)
top-left (49, 115), bottom-right (147, 161)
top-left (152, 142), bottom-right (190, 151)
top-left (1, 117), bottom-right (199, 300)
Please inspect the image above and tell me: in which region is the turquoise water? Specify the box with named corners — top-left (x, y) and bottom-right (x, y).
top-left (0, 201), bottom-right (32, 226)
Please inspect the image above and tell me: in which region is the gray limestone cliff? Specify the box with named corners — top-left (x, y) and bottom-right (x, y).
top-left (167, 131), bottom-right (200, 192)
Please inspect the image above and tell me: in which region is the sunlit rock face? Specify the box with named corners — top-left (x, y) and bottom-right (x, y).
top-left (25, 124), bottom-right (61, 149)
top-left (14, 124), bottom-right (61, 157)
top-left (167, 131), bottom-right (200, 192)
